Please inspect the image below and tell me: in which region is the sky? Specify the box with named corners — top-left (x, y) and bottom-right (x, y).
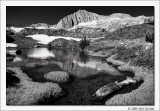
top-left (6, 6), bottom-right (154, 26)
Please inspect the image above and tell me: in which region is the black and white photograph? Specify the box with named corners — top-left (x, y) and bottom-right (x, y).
top-left (1, 0), bottom-right (160, 111)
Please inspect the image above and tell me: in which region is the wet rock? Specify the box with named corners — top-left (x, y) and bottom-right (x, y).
top-left (15, 50), bottom-right (22, 55)
top-left (44, 71), bottom-right (69, 83)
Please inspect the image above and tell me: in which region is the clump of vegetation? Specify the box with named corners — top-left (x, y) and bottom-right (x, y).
top-left (116, 45), bottom-right (142, 62)
top-left (44, 71), bottom-right (69, 83)
top-left (6, 67), bottom-right (63, 105)
top-left (145, 30), bottom-right (154, 43)
top-left (131, 47), bottom-right (154, 70)
top-left (6, 69), bottom-right (20, 88)
top-left (6, 30), bottom-right (15, 43)
top-left (79, 36), bottom-right (90, 51)
top-left (105, 24), bottom-right (154, 40)
top-left (115, 44), bottom-right (154, 70)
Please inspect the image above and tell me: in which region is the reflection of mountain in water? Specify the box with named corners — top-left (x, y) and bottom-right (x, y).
top-left (7, 48), bottom-right (130, 78)
top-left (79, 51), bottom-right (89, 64)
top-left (53, 60), bottom-right (123, 78)
top-left (52, 48), bottom-right (79, 62)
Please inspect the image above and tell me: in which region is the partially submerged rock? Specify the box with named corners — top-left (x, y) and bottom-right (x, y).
top-left (15, 50), bottom-right (22, 55)
top-left (44, 71), bottom-right (69, 83)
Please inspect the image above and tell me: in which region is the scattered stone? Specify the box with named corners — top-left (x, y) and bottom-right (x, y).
top-left (15, 50), bottom-right (22, 55)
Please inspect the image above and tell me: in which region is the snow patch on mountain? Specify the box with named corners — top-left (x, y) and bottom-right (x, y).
top-left (34, 27), bottom-right (48, 29)
top-left (10, 27), bottom-right (24, 33)
top-left (26, 34), bottom-right (104, 45)
top-left (26, 34), bottom-right (82, 44)
top-left (6, 43), bottom-right (17, 47)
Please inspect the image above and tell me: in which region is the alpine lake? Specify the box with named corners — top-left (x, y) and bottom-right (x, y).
top-left (6, 47), bottom-right (142, 105)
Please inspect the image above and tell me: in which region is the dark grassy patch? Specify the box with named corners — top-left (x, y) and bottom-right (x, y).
top-left (6, 67), bottom-right (63, 105)
top-left (131, 47), bottom-right (154, 70)
top-left (6, 69), bottom-right (20, 88)
top-left (94, 46), bottom-right (115, 53)
top-left (6, 53), bottom-right (15, 62)
top-left (6, 35), bottom-right (15, 43)
top-left (21, 63), bottom-right (63, 82)
top-left (105, 24), bottom-right (154, 40)
top-left (116, 45), bottom-right (142, 62)
top-left (115, 45), bottom-right (154, 70)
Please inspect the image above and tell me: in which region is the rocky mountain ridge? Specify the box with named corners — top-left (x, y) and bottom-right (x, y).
top-left (55, 10), bottom-right (154, 31)
top-left (7, 9), bottom-right (154, 34)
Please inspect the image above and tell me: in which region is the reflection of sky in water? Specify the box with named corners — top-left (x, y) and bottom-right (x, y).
top-left (27, 48), bottom-right (55, 58)
top-left (7, 49), bottom-right (17, 55)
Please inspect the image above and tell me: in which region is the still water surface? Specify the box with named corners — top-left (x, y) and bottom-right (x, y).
top-left (7, 48), bottom-right (133, 78)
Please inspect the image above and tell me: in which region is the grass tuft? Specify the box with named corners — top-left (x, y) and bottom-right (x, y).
top-left (44, 71), bottom-right (69, 83)
top-left (6, 67), bottom-right (63, 105)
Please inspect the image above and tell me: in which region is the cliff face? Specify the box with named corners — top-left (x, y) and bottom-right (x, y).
top-left (56, 10), bottom-right (100, 29)
top-left (55, 10), bottom-right (154, 32)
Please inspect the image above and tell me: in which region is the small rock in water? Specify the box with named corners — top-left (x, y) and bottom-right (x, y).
top-left (16, 50), bottom-right (22, 55)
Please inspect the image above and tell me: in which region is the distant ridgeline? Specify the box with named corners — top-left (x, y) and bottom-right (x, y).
top-left (6, 10), bottom-right (154, 48)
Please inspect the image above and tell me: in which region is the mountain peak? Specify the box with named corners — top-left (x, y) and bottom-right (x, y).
top-left (56, 9), bottom-right (99, 29)
top-left (76, 9), bottom-right (88, 12)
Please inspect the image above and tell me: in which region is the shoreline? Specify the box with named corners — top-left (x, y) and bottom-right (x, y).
top-left (103, 54), bottom-right (154, 105)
